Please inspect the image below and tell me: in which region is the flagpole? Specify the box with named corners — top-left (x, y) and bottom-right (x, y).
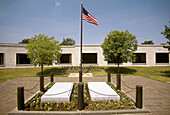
top-left (79, 2), bottom-right (83, 82)
top-left (77, 2), bottom-right (84, 110)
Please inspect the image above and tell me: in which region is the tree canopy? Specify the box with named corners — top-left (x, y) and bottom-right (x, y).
top-left (60, 38), bottom-right (75, 45)
top-left (26, 34), bottom-right (62, 75)
top-left (161, 23), bottom-right (170, 51)
top-left (141, 40), bottom-right (154, 44)
top-left (19, 38), bottom-right (30, 44)
top-left (101, 30), bottom-right (138, 74)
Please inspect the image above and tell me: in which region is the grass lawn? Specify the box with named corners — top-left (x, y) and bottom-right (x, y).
top-left (0, 66), bottom-right (170, 83)
top-left (93, 66), bottom-right (170, 83)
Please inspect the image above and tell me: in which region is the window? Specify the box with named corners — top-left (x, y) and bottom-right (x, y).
top-left (82, 53), bottom-right (97, 64)
top-left (16, 54), bottom-right (31, 64)
top-left (60, 54), bottom-right (72, 63)
top-left (0, 53), bottom-right (4, 65)
top-left (156, 53), bottom-right (169, 63)
top-left (133, 53), bottom-right (146, 63)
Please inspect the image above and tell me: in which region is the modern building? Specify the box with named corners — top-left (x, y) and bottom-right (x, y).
top-left (0, 43), bottom-right (169, 68)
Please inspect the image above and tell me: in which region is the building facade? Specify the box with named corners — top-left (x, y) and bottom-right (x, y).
top-left (0, 43), bottom-right (169, 68)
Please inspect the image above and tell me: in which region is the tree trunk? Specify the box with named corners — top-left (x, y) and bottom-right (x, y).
top-left (41, 64), bottom-right (43, 76)
top-left (118, 61), bottom-right (120, 75)
top-left (117, 54), bottom-right (120, 75)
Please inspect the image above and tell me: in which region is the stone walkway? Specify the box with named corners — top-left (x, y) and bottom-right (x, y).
top-left (0, 76), bottom-right (170, 115)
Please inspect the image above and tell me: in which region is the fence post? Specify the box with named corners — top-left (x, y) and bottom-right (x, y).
top-left (116, 74), bottom-right (121, 90)
top-left (17, 87), bottom-right (25, 110)
top-left (136, 85), bottom-right (143, 108)
top-left (107, 72), bottom-right (111, 82)
top-left (40, 75), bottom-right (44, 92)
top-left (77, 82), bottom-right (84, 110)
top-left (50, 72), bottom-right (54, 83)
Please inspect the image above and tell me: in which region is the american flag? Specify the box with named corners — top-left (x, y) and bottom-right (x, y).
top-left (82, 7), bottom-right (98, 26)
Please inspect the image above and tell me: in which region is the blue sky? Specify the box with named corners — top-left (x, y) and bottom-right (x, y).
top-left (0, 0), bottom-right (170, 45)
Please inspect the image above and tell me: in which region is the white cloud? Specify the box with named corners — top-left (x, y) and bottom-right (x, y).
top-left (55, 1), bottom-right (60, 7)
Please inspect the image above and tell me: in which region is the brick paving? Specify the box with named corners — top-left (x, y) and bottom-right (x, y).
top-left (0, 76), bottom-right (169, 115)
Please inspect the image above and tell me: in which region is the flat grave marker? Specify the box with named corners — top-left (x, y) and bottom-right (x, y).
top-left (41, 82), bottom-right (74, 102)
top-left (68, 73), bottom-right (93, 77)
top-left (88, 82), bottom-right (120, 101)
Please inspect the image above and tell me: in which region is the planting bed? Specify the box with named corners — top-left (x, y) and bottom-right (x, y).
top-left (84, 82), bottom-right (136, 111)
top-left (23, 82), bottom-right (137, 111)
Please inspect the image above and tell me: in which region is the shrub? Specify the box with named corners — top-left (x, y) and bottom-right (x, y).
top-left (56, 103), bottom-right (59, 109)
top-left (101, 104), bottom-right (104, 107)
top-left (106, 100), bottom-right (110, 104)
top-left (44, 104), bottom-right (48, 110)
top-left (47, 101), bottom-right (50, 105)
top-left (48, 107), bottom-right (53, 111)
top-left (85, 97), bottom-right (89, 103)
top-left (35, 101), bottom-right (39, 105)
top-left (116, 104), bottom-right (120, 109)
top-left (63, 102), bottom-right (67, 108)
top-left (66, 107), bottom-right (71, 111)
top-left (96, 105), bottom-right (101, 110)
top-left (130, 105), bottom-right (135, 109)
top-left (121, 105), bottom-right (125, 109)
top-left (67, 102), bottom-right (71, 105)
top-left (89, 104), bottom-right (94, 110)
top-left (105, 105), bottom-right (108, 110)
top-left (39, 91), bottom-right (43, 96)
top-left (50, 103), bottom-right (53, 107)
top-left (128, 101), bottom-right (133, 106)
top-left (40, 102), bottom-right (43, 109)
top-left (35, 105), bottom-right (39, 110)
top-left (72, 103), bottom-right (75, 108)
top-left (118, 101), bottom-right (122, 105)
top-left (108, 103), bottom-right (113, 108)
top-left (30, 103), bottom-right (34, 109)
top-left (122, 98), bottom-right (126, 103)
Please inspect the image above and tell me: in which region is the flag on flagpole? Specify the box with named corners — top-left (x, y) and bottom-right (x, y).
top-left (82, 7), bottom-right (98, 26)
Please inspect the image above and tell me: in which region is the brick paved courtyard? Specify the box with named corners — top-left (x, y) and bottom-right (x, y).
top-left (0, 76), bottom-right (169, 115)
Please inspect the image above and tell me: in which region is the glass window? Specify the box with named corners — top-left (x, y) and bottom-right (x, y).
top-left (156, 53), bottom-right (169, 63)
top-left (82, 53), bottom-right (97, 64)
top-left (0, 53), bottom-right (4, 65)
top-left (133, 53), bottom-right (146, 63)
top-left (16, 54), bottom-right (31, 64)
top-left (60, 54), bottom-right (72, 63)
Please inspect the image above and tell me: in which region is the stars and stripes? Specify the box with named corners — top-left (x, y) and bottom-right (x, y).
top-left (82, 7), bottom-right (98, 26)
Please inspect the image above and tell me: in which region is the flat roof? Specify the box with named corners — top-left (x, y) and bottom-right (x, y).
top-left (0, 43), bottom-right (169, 48)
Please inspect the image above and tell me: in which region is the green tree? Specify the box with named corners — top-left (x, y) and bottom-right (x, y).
top-left (26, 34), bottom-right (62, 75)
top-left (19, 38), bottom-right (30, 44)
top-left (101, 30), bottom-right (138, 74)
top-left (141, 40), bottom-right (154, 44)
top-left (161, 23), bottom-right (170, 51)
top-left (60, 38), bottom-right (75, 45)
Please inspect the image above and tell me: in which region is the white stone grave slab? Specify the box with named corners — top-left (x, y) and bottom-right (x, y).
top-left (68, 73), bottom-right (93, 77)
top-left (88, 82), bottom-right (120, 101)
top-left (41, 82), bottom-right (74, 102)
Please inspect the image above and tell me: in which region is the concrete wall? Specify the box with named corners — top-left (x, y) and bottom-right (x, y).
top-left (0, 43), bottom-right (29, 68)
top-left (0, 43), bottom-right (169, 68)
